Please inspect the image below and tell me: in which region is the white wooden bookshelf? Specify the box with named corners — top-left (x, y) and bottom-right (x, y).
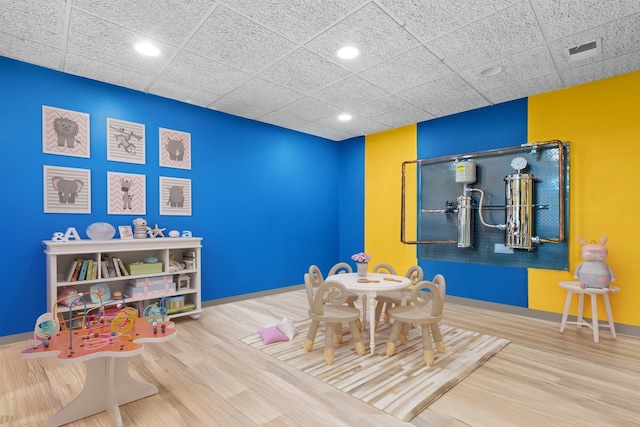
top-left (43, 237), bottom-right (203, 320)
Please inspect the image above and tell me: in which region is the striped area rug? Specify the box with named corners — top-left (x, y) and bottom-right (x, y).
top-left (241, 319), bottom-right (509, 422)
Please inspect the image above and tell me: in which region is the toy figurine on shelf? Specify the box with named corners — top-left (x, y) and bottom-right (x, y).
top-left (132, 217), bottom-right (147, 239)
top-left (574, 235), bottom-right (615, 291)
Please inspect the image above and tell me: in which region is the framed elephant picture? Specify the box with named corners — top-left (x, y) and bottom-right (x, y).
top-left (43, 165), bottom-right (91, 213)
top-left (159, 176), bottom-right (191, 216)
top-left (159, 127), bottom-right (191, 170)
top-left (42, 106), bottom-right (90, 158)
top-left (107, 171), bottom-right (146, 215)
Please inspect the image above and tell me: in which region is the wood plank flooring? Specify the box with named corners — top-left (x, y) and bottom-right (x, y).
top-left (1, 288), bottom-right (639, 426)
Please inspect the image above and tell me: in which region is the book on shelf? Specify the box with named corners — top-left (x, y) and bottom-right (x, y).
top-left (65, 259), bottom-right (80, 282)
top-left (112, 257), bottom-right (122, 276)
top-left (91, 261), bottom-right (98, 280)
top-left (86, 259), bottom-right (94, 280)
top-left (116, 257), bottom-right (130, 276)
top-left (77, 260), bottom-right (89, 281)
top-left (100, 260), bottom-right (108, 279)
top-left (104, 256), bottom-right (117, 278)
top-left (70, 259), bottom-right (83, 282)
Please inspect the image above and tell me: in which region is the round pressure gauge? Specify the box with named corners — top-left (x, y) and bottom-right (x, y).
top-left (511, 156), bottom-right (528, 171)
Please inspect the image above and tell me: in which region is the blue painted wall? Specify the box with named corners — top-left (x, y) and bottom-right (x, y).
top-left (0, 57), bottom-right (343, 337)
top-left (417, 99), bottom-right (530, 307)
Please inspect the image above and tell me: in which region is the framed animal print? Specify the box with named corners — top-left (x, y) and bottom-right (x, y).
top-left (43, 165), bottom-right (91, 213)
top-left (107, 171), bottom-right (146, 215)
top-left (42, 106), bottom-right (90, 158)
top-left (107, 118), bottom-right (145, 164)
top-left (159, 176), bottom-right (191, 216)
top-left (159, 128), bottom-right (191, 170)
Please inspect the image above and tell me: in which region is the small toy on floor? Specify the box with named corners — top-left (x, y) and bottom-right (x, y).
top-left (574, 235), bottom-right (615, 291)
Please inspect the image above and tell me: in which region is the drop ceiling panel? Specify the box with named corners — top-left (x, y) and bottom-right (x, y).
top-left (426, 2), bottom-right (545, 71)
top-left (222, 0), bottom-right (360, 44)
top-left (304, 2), bottom-right (420, 73)
top-left (159, 50), bottom-right (252, 96)
top-left (378, 0), bottom-right (521, 42)
top-left (533, 0), bottom-right (640, 41)
top-left (259, 48), bottom-right (352, 94)
top-left (311, 75), bottom-right (389, 110)
top-left (358, 46), bottom-right (452, 93)
top-left (2, 0), bottom-right (639, 141)
top-left (72, 0), bottom-right (217, 45)
top-left (185, 6), bottom-right (297, 74)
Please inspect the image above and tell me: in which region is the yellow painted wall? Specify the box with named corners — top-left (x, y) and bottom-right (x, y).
top-left (365, 125), bottom-right (417, 273)
top-left (528, 71), bottom-right (640, 327)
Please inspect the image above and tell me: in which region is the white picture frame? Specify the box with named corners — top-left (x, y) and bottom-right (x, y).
top-left (107, 118), bottom-right (145, 164)
top-left (107, 171), bottom-right (146, 215)
top-left (42, 106), bottom-right (90, 158)
top-left (159, 127), bottom-right (191, 170)
top-left (43, 165), bottom-right (91, 214)
top-left (159, 176), bottom-right (192, 216)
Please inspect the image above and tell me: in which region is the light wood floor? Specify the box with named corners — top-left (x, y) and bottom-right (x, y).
top-left (2, 288), bottom-right (639, 427)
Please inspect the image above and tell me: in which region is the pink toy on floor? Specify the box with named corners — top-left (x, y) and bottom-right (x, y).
top-left (574, 235), bottom-right (615, 292)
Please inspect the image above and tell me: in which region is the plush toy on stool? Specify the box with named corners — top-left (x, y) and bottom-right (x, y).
top-left (574, 235), bottom-right (615, 291)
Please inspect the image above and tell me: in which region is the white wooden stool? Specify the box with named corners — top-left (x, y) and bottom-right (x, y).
top-left (558, 281), bottom-right (620, 343)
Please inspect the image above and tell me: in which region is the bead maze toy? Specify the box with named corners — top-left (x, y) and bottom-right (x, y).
top-left (24, 291), bottom-right (175, 361)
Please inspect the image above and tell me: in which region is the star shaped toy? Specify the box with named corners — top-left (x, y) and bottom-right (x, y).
top-left (147, 224), bottom-right (166, 238)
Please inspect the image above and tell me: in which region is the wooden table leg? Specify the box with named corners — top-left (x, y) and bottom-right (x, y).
top-left (559, 289), bottom-right (573, 333)
top-left (590, 293), bottom-right (599, 343)
top-left (603, 293), bottom-right (617, 339)
top-left (368, 293), bottom-right (376, 354)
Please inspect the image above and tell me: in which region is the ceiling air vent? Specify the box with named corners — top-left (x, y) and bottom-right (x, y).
top-left (567, 38), bottom-right (602, 62)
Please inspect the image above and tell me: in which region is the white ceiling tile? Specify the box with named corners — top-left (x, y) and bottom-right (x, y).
top-left (226, 78), bottom-right (303, 113)
top-left (258, 48), bottom-right (351, 94)
top-left (378, 0), bottom-right (520, 42)
top-left (532, 0), bottom-right (640, 41)
top-left (273, 97), bottom-right (344, 122)
top-left (311, 75), bottom-right (389, 110)
top-left (549, 13), bottom-right (640, 71)
top-left (0, 0), bottom-right (66, 48)
top-left (482, 73), bottom-right (564, 105)
top-left (561, 50), bottom-right (640, 87)
top-left (66, 9), bottom-right (176, 75)
top-left (317, 113), bottom-right (388, 136)
top-left (304, 2), bottom-right (420, 73)
top-left (427, 2), bottom-right (545, 70)
top-left (359, 46), bottom-right (453, 93)
top-left (351, 94), bottom-right (433, 126)
top-left (209, 97), bottom-right (269, 120)
top-left (461, 45), bottom-right (557, 92)
top-left (221, 0), bottom-right (359, 43)
top-left (72, 0), bottom-right (217, 45)
top-left (0, 34), bottom-right (62, 70)
top-left (397, 74), bottom-right (490, 116)
top-left (185, 5), bottom-right (297, 74)
top-left (149, 79), bottom-right (220, 108)
top-left (159, 50), bottom-right (252, 96)
top-left (64, 53), bottom-right (152, 92)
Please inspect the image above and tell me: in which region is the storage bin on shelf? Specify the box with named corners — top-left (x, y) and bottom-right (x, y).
top-left (125, 275), bottom-right (176, 298)
top-left (127, 262), bottom-right (163, 275)
top-left (165, 295), bottom-right (185, 310)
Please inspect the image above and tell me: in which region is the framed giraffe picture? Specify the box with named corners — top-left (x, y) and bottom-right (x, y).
top-left (107, 171), bottom-right (146, 215)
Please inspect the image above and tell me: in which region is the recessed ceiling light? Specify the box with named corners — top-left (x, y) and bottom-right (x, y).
top-left (337, 46), bottom-right (359, 60)
top-left (480, 65), bottom-right (504, 77)
top-left (134, 42), bottom-right (160, 57)
top-left (338, 113), bottom-right (352, 121)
